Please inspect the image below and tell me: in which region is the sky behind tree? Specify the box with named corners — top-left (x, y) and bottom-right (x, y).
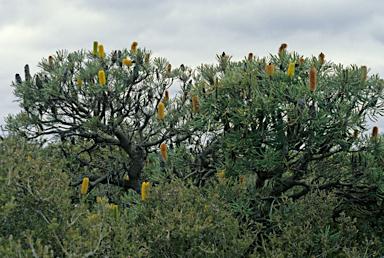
top-left (1, 0), bottom-right (384, 134)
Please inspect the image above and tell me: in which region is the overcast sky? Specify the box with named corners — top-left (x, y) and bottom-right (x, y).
top-left (1, 0), bottom-right (384, 135)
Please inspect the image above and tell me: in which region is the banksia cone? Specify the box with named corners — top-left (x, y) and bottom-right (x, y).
top-left (309, 66), bottom-right (316, 92)
top-left (192, 96), bottom-right (199, 112)
top-left (279, 43), bottom-right (287, 55)
top-left (77, 78), bottom-right (83, 88)
top-left (48, 55), bottom-right (54, 69)
top-left (362, 66), bottom-right (367, 80)
top-left (123, 59), bottom-right (133, 67)
top-left (145, 53), bottom-right (150, 64)
top-left (145, 159), bottom-right (149, 168)
top-left (167, 64), bottom-right (172, 72)
top-left (287, 62), bottom-right (295, 76)
top-left (131, 42), bottom-right (138, 53)
top-left (158, 103), bottom-right (165, 120)
top-left (353, 130), bottom-right (358, 138)
top-left (248, 53), bottom-right (253, 60)
top-left (126, 175), bottom-right (129, 180)
top-left (98, 44), bottom-right (104, 57)
top-left (81, 177), bottom-right (89, 195)
top-left (265, 63), bottom-right (274, 77)
top-left (98, 70), bottom-right (106, 85)
top-left (142, 182), bottom-right (150, 200)
top-left (160, 143), bottom-right (167, 161)
top-left (93, 41), bottom-right (98, 55)
top-left (372, 126), bottom-right (378, 137)
top-left (319, 52), bottom-right (325, 64)
top-left (240, 176), bottom-right (244, 184)
top-left (298, 58), bottom-right (305, 66)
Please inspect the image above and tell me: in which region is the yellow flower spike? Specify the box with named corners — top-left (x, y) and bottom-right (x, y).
top-left (142, 182), bottom-right (150, 200)
top-left (145, 54), bottom-right (150, 64)
top-left (160, 143), bottom-right (167, 161)
top-left (81, 177), bottom-right (89, 195)
top-left (362, 66), bottom-right (367, 80)
top-left (192, 96), bottom-right (199, 112)
top-left (287, 62), bottom-right (295, 76)
top-left (93, 41), bottom-right (98, 55)
top-left (98, 70), bottom-right (106, 85)
top-left (372, 126), bottom-right (378, 137)
top-left (114, 205), bottom-right (118, 220)
top-left (77, 77), bottom-right (83, 88)
top-left (126, 175), bottom-right (129, 180)
top-left (131, 42), bottom-right (138, 53)
top-left (309, 66), bottom-right (317, 92)
top-left (265, 63), bottom-right (274, 77)
top-left (123, 59), bottom-right (133, 67)
top-left (318, 52), bottom-right (325, 65)
top-left (98, 44), bottom-right (104, 57)
top-left (158, 103), bottom-right (165, 120)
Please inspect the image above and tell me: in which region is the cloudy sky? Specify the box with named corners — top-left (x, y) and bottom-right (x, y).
top-left (1, 0), bottom-right (384, 134)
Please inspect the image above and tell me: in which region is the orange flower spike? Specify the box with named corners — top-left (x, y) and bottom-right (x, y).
top-left (279, 43), bottom-right (287, 55)
top-left (158, 103), bottom-right (165, 120)
top-left (309, 66), bottom-right (317, 92)
top-left (98, 44), bottom-right (104, 58)
top-left (145, 159), bottom-right (149, 168)
top-left (81, 177), bottom-right (89, 195)
top-left (48, 55), bottom-right (54, 69)
top-left (131, 41), bottom-right (138, 53)
top-left (265, 63), bottom-right (274, 77)
top-left (240, 176), bottom-right (244, 185)
top-left (192, 96), bottom-right (199, 112)
top-left (123, 59), bottom-right (133, 67)
top-left (372, 126), bottom-right (378, 137)
top-left (98, 70), bottom-right (106, 85)
top-left (319, 52), bottom-right (325, 65)
top-left (141, 182), bottom-right (150, 200)
top-left (248, 53), bottom-right (253, 60)
top-left (299, 58), bottom-right (305, 66)
top-left (160, 143), bottom-right (167, 161)
top-left (164, 90), bottom-right (169, 100)
top-left (167, 64), bottom-right (172, 72)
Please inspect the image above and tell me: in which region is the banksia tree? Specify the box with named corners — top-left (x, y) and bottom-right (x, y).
top-left (6, 42), bottom-right (198, 194)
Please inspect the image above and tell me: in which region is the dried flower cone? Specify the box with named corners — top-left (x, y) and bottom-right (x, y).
top-left (158, 103), bottom-right (165, 120)
top-left (372, 126), bottom-right (378, 137)
top-left (192, 96), bottom-right (199, 112)
top-left (160, 143), bottom-right (167, 161)
top-left (279, 43), bottom-right (287, 55)
top-left (167, 64), bottom-right (172, 72)
top-left (248, 53), bottom-right (253, 60)
top-left (362, 66), bottom-right (367, 80)
top-left (265, 64), bottom-right (274, 77)
top-left (309, 66), bottom-right (317, 92)
top-left (319, 52), bottom-right (325, 64)
top-left (81, 177), bottom-right (89, 195)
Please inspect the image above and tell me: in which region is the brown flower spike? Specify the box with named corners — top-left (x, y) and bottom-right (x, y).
top-left (372, 126), bottom-right (378, 137)
top-left (319, 52), bottom-right (325, 64)
top-left (309, 66), bottom-right (317, 92)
